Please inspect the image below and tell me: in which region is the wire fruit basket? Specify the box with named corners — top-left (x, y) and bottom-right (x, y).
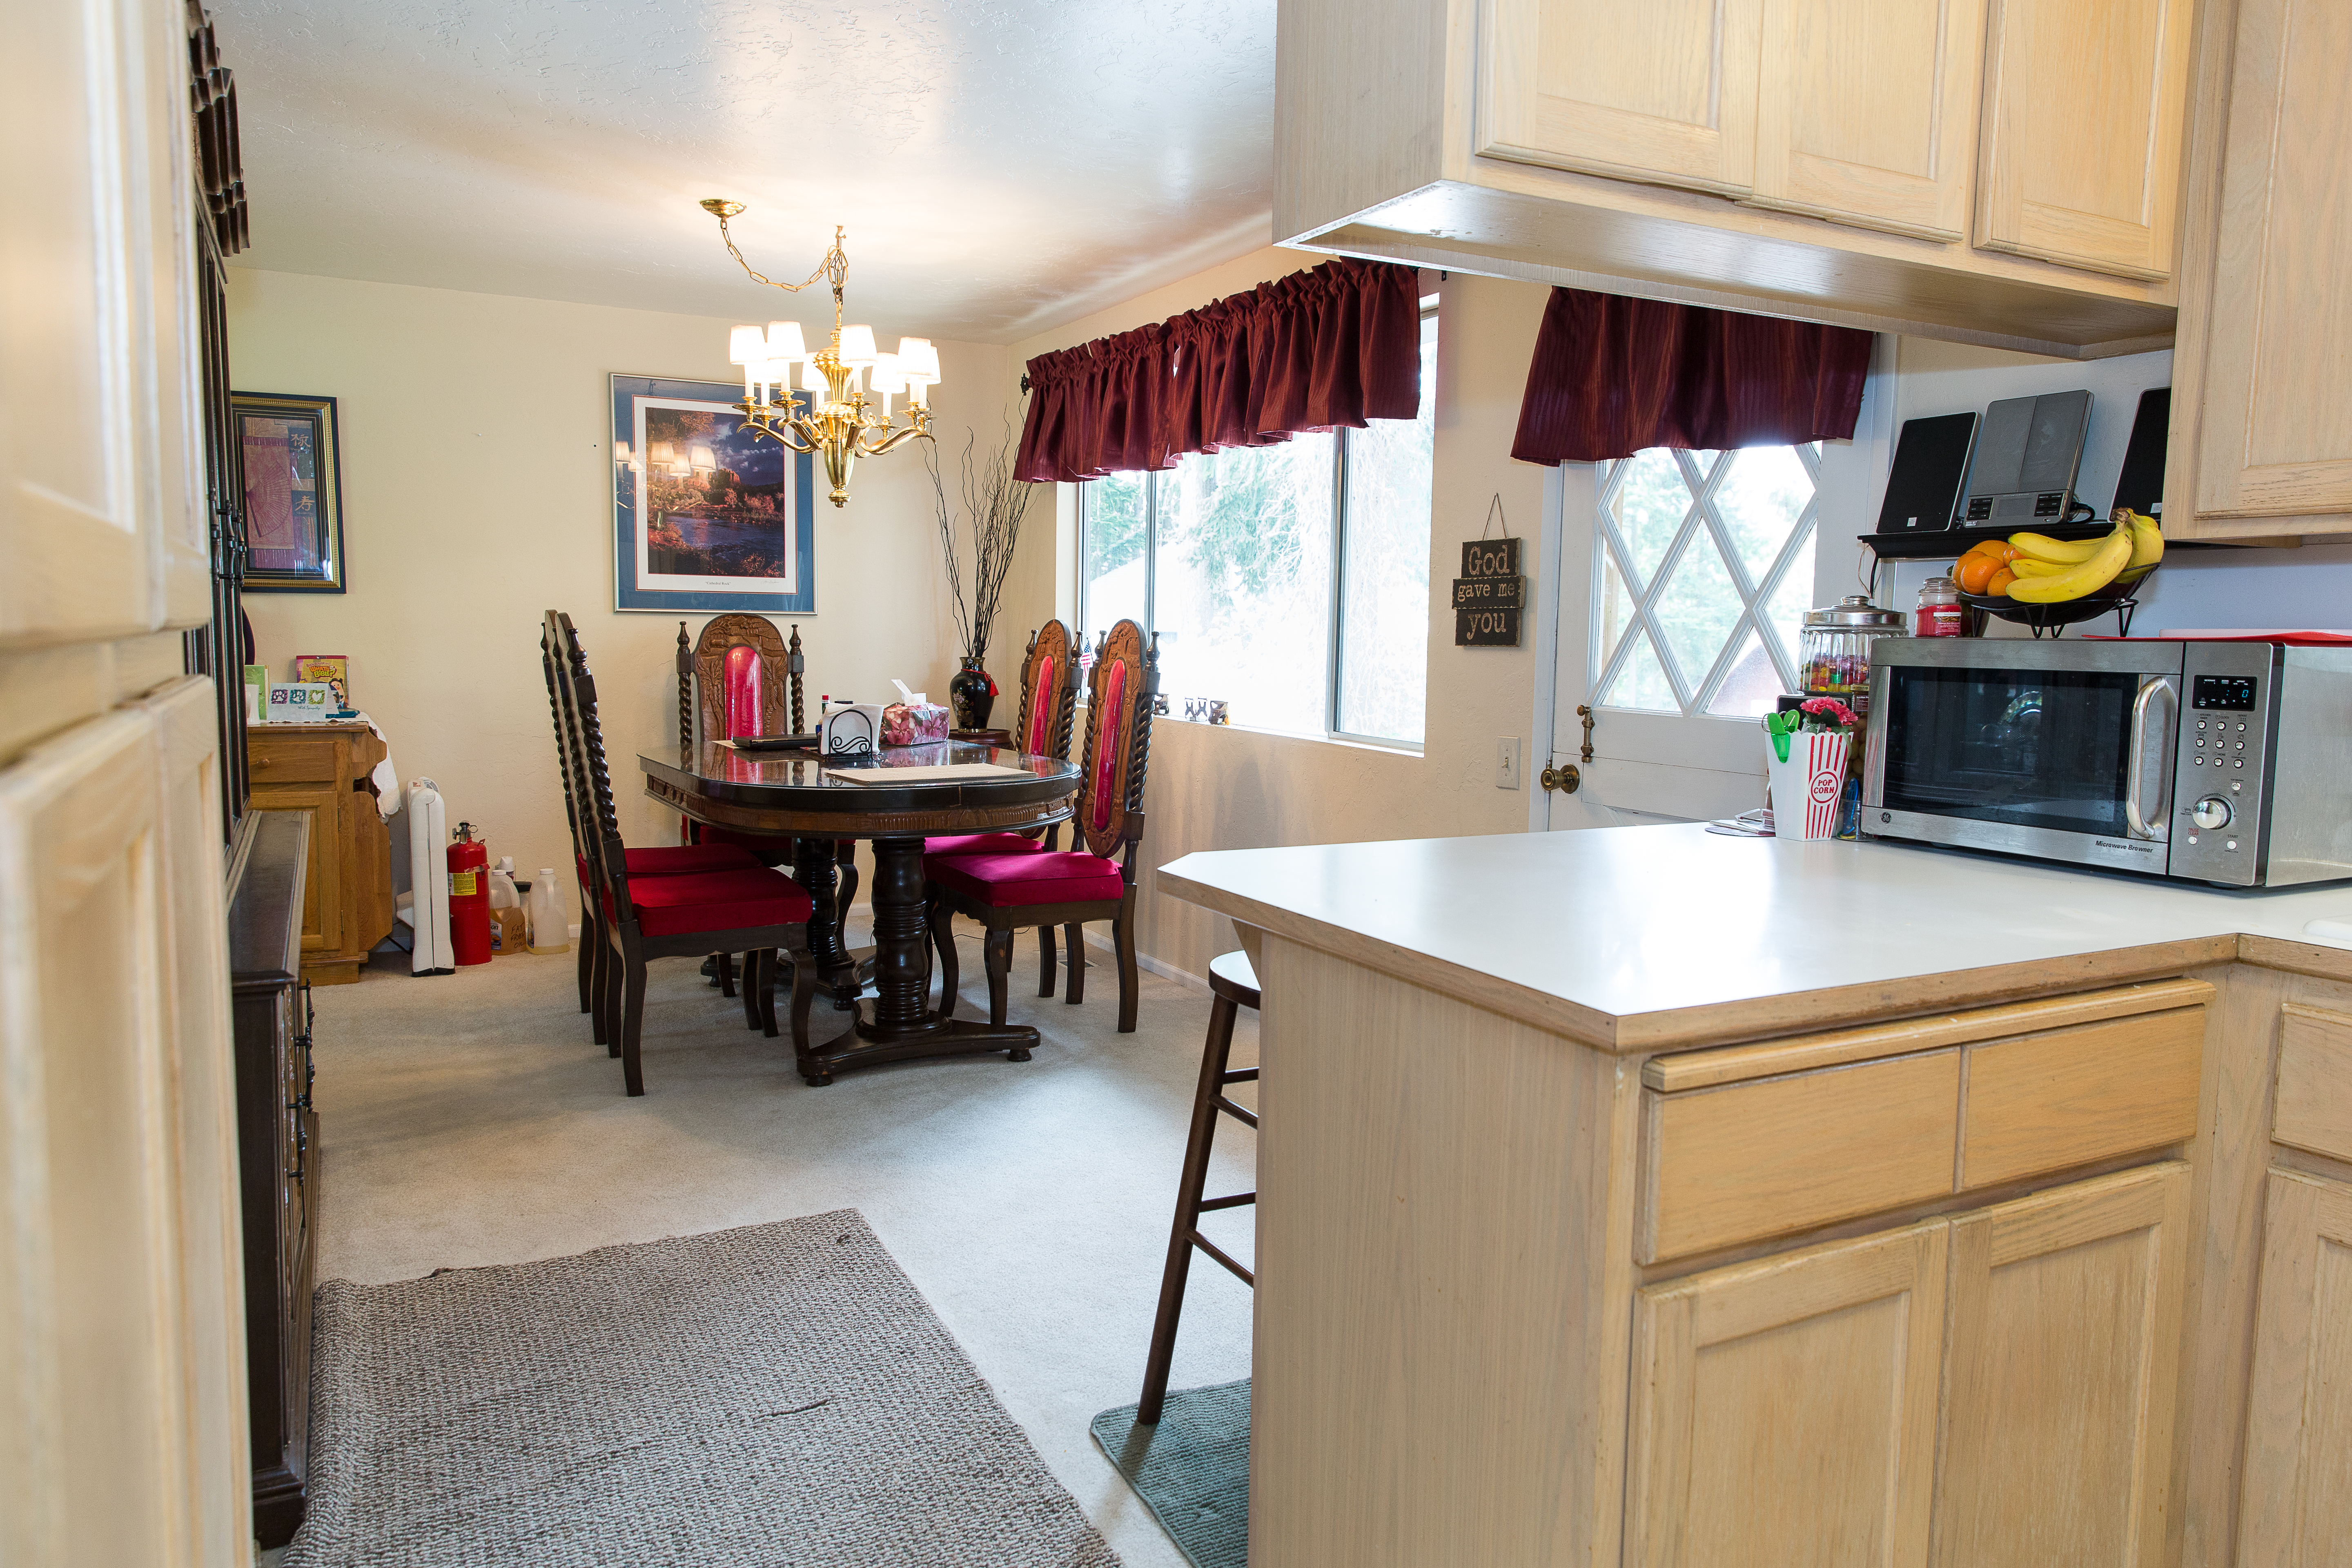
top-left (1958, 568), bottom-right (2155, 638)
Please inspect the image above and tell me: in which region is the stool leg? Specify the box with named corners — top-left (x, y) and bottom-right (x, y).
top-left (1139, 992), bottom-right (1239, 1425)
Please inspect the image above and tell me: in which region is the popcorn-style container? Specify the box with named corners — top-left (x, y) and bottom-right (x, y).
top-left (881, 702), bottom-right (950, 747)
top-left (1765, 728), bottom-right (1852, 840)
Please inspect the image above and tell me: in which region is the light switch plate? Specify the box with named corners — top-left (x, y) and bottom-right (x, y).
top-left (1497, 736), bottom-right (1522, 790)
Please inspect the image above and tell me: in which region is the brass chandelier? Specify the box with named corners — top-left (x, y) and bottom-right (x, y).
top-left (700, 198), bottom-right (938, 507)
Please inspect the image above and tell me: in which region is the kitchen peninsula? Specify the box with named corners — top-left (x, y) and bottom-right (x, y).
top-left (1160, 826), bottom-right (2352, 1568)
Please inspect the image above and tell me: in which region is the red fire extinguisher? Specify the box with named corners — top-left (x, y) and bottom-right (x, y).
top-left (448, 822), bottom-right (492, 967)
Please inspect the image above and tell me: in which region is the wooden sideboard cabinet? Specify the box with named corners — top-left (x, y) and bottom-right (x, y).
top-left (227, 809), bottom-right (320, 1548)
top-left (2169, 0), bottom-right (2352, 539)
top-left (247, 719), bottom-right (394, 983)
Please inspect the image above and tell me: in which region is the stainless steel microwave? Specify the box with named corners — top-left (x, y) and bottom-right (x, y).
top-left (1861, 639), bottom-right (2352, 887)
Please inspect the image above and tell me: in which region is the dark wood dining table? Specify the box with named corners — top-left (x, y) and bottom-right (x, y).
top-left (640, 738), bottom-right (1084, 1084)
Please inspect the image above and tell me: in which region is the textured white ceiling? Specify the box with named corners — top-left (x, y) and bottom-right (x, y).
top-left (213, 0), bottom-right (1278, 343)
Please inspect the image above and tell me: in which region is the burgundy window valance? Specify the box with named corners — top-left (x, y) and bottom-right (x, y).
top-left (1014, 257), bottom-right (1424, 484)
top-left (1510, 287), bottom-right (1873, 465)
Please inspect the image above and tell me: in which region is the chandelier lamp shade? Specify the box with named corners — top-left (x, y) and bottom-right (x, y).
top-left (700, 198), bottom-right (939, 507)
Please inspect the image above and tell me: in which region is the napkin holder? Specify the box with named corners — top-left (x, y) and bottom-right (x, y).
top-left (819, 704), bottom-right (885, 757)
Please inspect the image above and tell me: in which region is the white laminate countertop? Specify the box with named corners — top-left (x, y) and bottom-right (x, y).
top-left (1156, 825), bottom-right (2352, 1052)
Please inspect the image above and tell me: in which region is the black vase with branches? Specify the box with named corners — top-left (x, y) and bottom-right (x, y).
top-left (928, 423), bottom-right (1036, 732)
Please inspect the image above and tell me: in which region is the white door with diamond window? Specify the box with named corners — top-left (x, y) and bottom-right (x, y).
top-left (1547, 443), bottom-right (1826, 825)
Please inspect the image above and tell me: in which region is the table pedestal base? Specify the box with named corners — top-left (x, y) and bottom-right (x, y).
top-left (796, 1012), bottom-right (1039, 1087)
top-left (791, 833), bottom-right (1039, 1086)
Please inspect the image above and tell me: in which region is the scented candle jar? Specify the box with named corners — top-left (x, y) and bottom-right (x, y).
top-left (1915, 575), bottom-right (1965, 637)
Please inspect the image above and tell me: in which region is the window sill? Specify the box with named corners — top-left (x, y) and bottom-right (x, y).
top-left (1157, 715), bottom-right (1424, 758)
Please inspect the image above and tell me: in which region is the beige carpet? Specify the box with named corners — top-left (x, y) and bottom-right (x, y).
top-left (303, 922), bottom-right (1256, 1568)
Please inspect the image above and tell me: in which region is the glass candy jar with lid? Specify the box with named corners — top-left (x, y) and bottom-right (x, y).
top-left (1800, 596), bottom-right (1906, 710)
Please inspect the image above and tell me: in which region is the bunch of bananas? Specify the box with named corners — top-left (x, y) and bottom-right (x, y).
top-left (1954, 509), bottom-right (2163, 603)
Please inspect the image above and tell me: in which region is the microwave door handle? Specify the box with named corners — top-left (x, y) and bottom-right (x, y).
top-left (2125, 676), bottom-right (2175, 841)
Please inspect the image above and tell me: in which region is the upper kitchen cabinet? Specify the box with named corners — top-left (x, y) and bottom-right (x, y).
top-left (2169, 0), bottom-right (2352, 538)
top-left (1749, 0), bottom-right (1987, 242)
top-left (1975, 0), bottom-right (2194, 278)
top-left (1276, 0), bottom-right (2187, 359)
top-left (1478, 0), bottom-right (1763, 196)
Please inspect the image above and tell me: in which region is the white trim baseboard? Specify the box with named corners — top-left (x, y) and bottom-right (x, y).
top-left (1076, 927), bottom-right (1210, 994)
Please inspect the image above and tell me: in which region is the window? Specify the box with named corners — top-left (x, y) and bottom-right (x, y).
top-left (1592, 443), bottom-right (1820, 719)
top-left (1078, 305), bottom-right (1437, 745)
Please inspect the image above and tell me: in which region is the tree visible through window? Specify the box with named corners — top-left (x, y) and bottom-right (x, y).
top-left (1078, 306), bottom-right (1437, 745)
top-left (1593, 444), bottom-right (1819, 719)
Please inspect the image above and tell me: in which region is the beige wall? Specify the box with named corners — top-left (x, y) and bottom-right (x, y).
top-left (1005, 249), bottom-right (1560, 980)
top-left (228, 269), bottom-right (1009, 929)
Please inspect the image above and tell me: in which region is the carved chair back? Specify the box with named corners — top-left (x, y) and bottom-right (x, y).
top-left (1070, 619), bottom-right (1158, 866)
top-left (550, 612), bottom-right (644, 928)
top-left (676, 614), bottom-right (802, 746)
top-left (542, 625), bottom-right (593, 871)
top-left (1011, 619), bottom-right (1078, 760)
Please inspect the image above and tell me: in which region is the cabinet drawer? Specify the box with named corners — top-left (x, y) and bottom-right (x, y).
top-left (1960, 1007), bottom-right (2203, 1189)
top-left (2275, 1003), bottom-right (2352, 1164)
top-left (249, 735), bottom-right (341, 784)
top-left (1640, 1051), bottom-right (1961, 1263)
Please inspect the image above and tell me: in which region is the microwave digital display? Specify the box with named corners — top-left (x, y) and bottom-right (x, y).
top-left (2192, 675), bottom-right (2259, 710)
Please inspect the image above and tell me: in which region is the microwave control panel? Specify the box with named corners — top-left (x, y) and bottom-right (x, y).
top-left (2171, 644), bottom-right (2281, 886)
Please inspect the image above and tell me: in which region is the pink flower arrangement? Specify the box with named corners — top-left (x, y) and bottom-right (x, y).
top-left (1799, 697), bottom-right (1862, 731)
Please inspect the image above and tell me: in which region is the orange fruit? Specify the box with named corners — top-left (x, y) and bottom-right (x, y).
top-left (1987, 566), bottom-right (2018, 595)
top-left (1956, 554), bottom-right (2001, 594)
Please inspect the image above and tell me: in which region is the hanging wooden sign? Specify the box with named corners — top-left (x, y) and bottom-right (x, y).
top-left (1454, 494), bottom-right (1526, 647)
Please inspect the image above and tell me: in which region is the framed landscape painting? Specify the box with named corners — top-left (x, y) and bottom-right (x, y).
top-left (236, 391), bottom-right (346, 592)
top-left (610, 373), bottom-right (816, 614)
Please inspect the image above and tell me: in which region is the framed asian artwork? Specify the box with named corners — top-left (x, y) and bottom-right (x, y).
top-left (235, 391), bottom-right (346, 592)
top-left (610, 373), bottom-right (816, 614)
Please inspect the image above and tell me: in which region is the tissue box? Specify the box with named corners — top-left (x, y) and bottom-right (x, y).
top-left (881, 702), bottom-right (950, 747)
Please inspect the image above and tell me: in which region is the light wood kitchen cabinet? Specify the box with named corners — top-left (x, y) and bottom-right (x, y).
top-left (2235, 1170), bottom-right (2352, 1568)
top-left (1479, 0), bottom-right (1763, 195)
top-left (2169, 0), bottom-right (2352, 538)
top-left (1749, 0), bottom-right (1986, 241)
top-left (1937, 1163), bottom-right (2190, 1566)
top-left (1277, 0), bottom-right (2183, 358)
top-left (1975, 0), bottom-right (2193, 278)
top-left (1628, 1221), bottom-right (1948, 1568)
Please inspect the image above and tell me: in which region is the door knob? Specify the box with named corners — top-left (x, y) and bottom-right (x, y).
top-left (1539, 762), bottom-right (1580, 794)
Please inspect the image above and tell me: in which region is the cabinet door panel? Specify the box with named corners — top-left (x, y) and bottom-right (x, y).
top-left (1936, 1162), bottom-right (2189, 1567)
top-left (0, 709), bottom-right (209, 1568)
top-left (252, 788), bottom-right (345, 956)
top-left (0, 0), bottom-right (206, 647)
top-left (1480, 0), bottom-right (1763, 194)
top-left (1975, 0), bottom-right (2192, 278)
top-left (2192, 0), bottom-right (2352, 521)
top-left (2236, 1171), bottom-right (2352, 1568)
top-left (1748, 0), bottom-right (1984, 241)
top-left (1630, 1219), bottom-right (1946, 1568)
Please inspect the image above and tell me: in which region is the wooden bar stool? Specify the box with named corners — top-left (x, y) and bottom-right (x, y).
top-left (1138, 950), bottom-right (1260, 1425)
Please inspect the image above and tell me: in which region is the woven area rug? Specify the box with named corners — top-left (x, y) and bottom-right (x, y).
top-left (286, 1212), bottom-right (1120, 1568)
top-left (1089, 1381), bottom-right (1249, 1568)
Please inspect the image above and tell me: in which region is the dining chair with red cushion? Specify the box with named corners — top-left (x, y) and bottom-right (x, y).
top-left (551, 612), bottom-right (819, 1096)
top-left (543, 634), bottom-right (758, 1041)
top-left (926, 619), bottom-right (1157, 1033)
top-left (922, 618), bottom-right (1082, 993)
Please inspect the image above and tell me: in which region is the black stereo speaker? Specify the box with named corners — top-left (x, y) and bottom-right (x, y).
top-left (1874, 412), bottom-right (1979, 535)
top-left (2111, 387), bottom-right (2170, 519)
top-left (1962, 389), bottom-right (2092, 525)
